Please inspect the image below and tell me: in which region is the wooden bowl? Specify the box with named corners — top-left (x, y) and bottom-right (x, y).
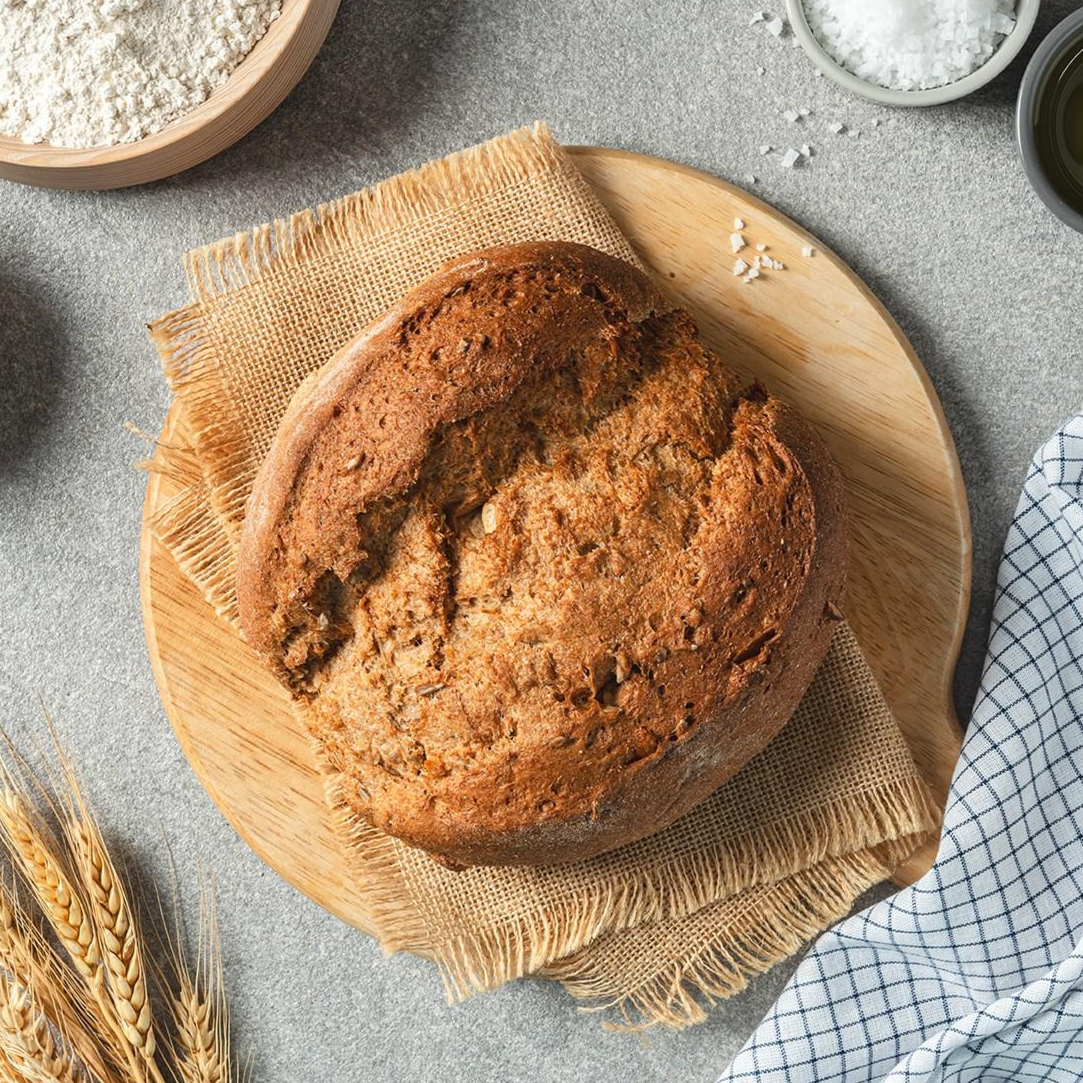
top-left (0, 0), bottom-right (340, 191)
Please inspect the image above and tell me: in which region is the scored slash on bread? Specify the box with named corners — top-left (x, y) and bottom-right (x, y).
top-left (236, 241), bottom-right (848, 867)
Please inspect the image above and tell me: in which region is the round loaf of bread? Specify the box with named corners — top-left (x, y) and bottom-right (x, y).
top-left (236, 241), bottom-right (848, 867)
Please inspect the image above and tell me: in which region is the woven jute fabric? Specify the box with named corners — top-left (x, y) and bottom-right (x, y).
top-left (147, 123), bottom-right (939, 1028)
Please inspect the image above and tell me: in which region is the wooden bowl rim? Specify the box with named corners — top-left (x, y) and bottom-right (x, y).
top-left (0, 0), bottom-right (334, 174)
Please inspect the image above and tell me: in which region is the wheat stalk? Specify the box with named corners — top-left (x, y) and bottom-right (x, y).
top-left (0, 794), bottom-right (98, 982)
top-left (0, 975), bottom-right (78, 1083)
top-left (0, 790), bottom-right (149, 1083)
top-left (0, 727), bottom-right (243, 1083)
top-left (167, 885), bottom-right (231, 1083)
top-left (0, 887), bottom-right (120, 1083)
top-left (173, 986), bottom-right (225, 1083)
top-left (71, 821), bottom-right (155, 1066)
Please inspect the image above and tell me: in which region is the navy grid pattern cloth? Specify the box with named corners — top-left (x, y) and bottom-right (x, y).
top-left (721, 416), bottom-right (1083, 1083)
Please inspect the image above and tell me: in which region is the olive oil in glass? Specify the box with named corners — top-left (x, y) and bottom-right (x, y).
top-left (1035, 38), bottom-right (1083, 212)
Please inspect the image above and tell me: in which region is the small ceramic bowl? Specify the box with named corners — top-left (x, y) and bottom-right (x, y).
top-left (1016, 7), bottom-right (1083, 233)
top-left (786, 0), bottom-right (1041, 107)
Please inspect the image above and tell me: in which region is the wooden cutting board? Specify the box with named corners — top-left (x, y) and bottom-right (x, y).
top-left (140, 148), bottom-right (970, 926)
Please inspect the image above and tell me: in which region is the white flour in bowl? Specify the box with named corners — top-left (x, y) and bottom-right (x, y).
top-left (0, 0), bottom-right (283, 149)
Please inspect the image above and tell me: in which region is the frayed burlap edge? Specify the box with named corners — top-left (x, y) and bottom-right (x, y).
top-left (147, 122), bottom-right (566, 544)
top-left (321, 748), bottom-right (939, 1004)
top-left (543, 838), bottom-right (927, 1031)
top-left (151, 480), bottom-right (241, 628)
top-left (181, 122), bottom-right (566, 304)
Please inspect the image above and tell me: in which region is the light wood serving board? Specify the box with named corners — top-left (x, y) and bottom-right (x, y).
top-left (141, 148), bottom-right (970, 927)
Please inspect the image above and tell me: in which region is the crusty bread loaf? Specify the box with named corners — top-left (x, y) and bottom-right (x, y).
top-left (236, 241), bottom-right (847, 867)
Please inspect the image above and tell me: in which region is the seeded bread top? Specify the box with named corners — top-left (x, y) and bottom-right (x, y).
top-left (237, 242), bottom-right (847, 866)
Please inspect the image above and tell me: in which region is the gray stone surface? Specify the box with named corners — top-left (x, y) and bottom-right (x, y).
top-left (0, 1), bottom-right (1080, 1079)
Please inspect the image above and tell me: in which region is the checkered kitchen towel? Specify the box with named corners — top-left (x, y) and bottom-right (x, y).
top-left (721, 416), bottom-right (1083, 1082)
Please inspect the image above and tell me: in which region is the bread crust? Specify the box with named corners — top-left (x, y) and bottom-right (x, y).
top-left (237, 241), bottom-right (848, 866)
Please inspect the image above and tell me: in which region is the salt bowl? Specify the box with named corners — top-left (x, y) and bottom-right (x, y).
top-left (785, 0), bottom-right (1041, 107)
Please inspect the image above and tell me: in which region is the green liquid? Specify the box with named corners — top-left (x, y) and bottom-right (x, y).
top-left (1035, 39), bottom-right (1083, 211)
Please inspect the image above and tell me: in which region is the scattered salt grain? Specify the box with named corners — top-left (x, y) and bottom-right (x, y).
top-left (756, 64), bottom-right (766, 75)
top-left (744, 267), bottom-right (762, 282)
top-left (783, 108), bottom-right (801, 123)
top-left (799, 107), bottom-right (811, 116)
top-left (802, 244), bottom-right (815, 257)
top-left (734, 217), bottom-right (745, 229)
top-left (731, 232), bottom-right (746, 253)
top-left (765, 15), bottom-right (785, 36)
top-left (750, 10), bottom-right (766, 24)
top-left (872, 118), bottom-right (881, 127)
top-left (755, 242), bottom-right (767, 251)
top-left (747, 174), bottom-right (758, 184)
top-left (828, 121), bottom-right (845, 133)
top-left (759, 143), bottom-right (773, 154)
top-left (780, 147), bottom-right (802, 168)
top-left (801, 0), bottom-right (1018, 92)
top-left (733, 258), bottom-right (750, 276)
top-left (800, 143), bottom-right (812, 156)
top-left (847, 128), bottom-right (860, 137)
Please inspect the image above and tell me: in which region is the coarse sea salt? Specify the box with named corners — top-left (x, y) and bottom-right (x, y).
top-left (801, 0), bottom-right (1017, 92)
top-left (780, 147), bottom-right (802, 168)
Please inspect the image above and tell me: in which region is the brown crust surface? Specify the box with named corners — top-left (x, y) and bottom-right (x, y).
top-left (237, 241), bottom-right (848, 866)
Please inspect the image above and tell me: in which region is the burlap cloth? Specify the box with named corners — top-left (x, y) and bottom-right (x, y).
top-left (147, 123), bottom-right (940, 1028)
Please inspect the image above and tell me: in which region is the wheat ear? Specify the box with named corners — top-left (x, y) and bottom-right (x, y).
top-left (0, 793), bottom-right (100, 982)
top-left (173, 985), bottom-right (225, 1083)
top-left (0, 975), bottom-right (78, 1083)
top-left (0, 887), bottom-right (120, 1083)
top-left (72, 820), bottom-right (155, 1064)
top-left (52, 747), bottom-right (166, 1083)
top-left (170, 889), bottom-right (230, 1083)
top-left (0, 790), bottom-right (152, 1083)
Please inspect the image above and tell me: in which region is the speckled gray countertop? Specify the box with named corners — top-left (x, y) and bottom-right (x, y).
top-left (1, 2), bottom-right (1080, 1079)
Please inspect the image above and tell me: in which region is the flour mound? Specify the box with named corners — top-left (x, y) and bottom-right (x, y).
top-left (0, 0), bottom-right (282, 148)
